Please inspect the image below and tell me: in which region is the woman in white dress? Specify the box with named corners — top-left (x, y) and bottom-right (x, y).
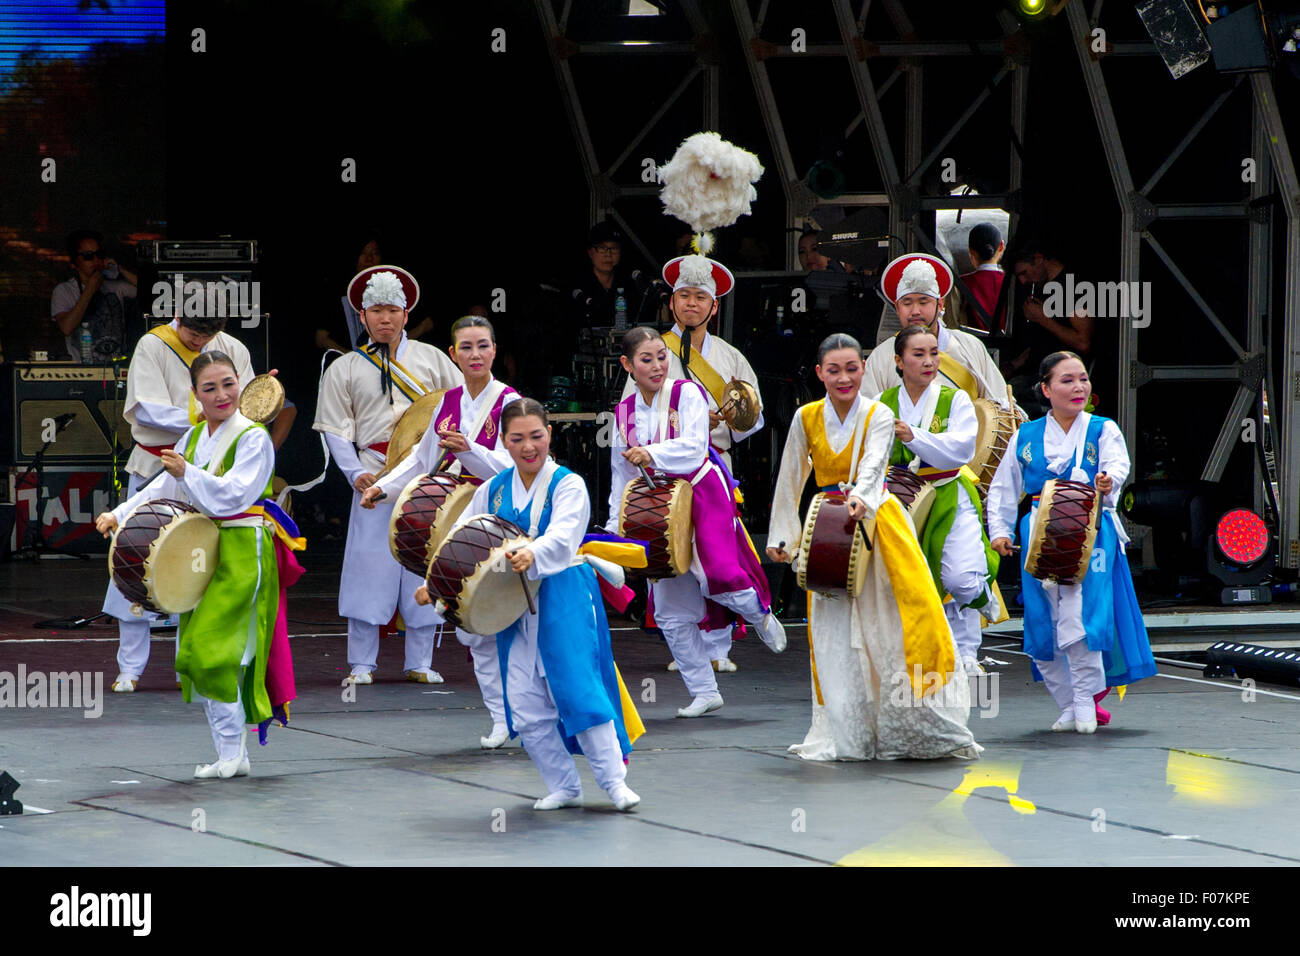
top-left (766, 334), bottom-right (980, 761)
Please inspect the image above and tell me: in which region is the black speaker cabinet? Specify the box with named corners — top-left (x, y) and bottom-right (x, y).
top-left (13, 362), bottom-right (131, 465)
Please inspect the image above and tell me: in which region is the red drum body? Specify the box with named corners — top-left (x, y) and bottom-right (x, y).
top-left (797, 493), bottom-right (871, 597)
top-left (388, 473), bottom-right (481, 577)
top-left (617, 477), bottom-right (693, 578)
top-left (1024, 478), bottom-right (1101, 585)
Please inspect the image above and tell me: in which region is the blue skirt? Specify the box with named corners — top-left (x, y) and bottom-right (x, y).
top-left (498, 563), bottom-right (634, 757)
top-left (1020, 509), bottom-right (1157, 687)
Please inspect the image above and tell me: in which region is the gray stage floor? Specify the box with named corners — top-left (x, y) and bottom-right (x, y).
top-left (3, 558), bottom-right (1300, 867)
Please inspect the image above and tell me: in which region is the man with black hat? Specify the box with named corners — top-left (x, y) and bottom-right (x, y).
top-left (313, 266), bottom-right (463, 685)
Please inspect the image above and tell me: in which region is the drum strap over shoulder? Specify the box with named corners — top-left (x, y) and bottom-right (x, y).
top-left (663, 331), bottom-right (727, 407)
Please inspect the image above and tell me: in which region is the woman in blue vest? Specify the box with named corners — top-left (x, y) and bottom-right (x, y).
top-left (417, 398), bottom-right (643, 811)
top-left (986, 351), bottom-right (1155, 733)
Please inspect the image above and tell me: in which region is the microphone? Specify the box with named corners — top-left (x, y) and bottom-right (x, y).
top-left (632, 271), bottom-right (671, 299)
top-left (571, 289), bottom-right (594, 308)
top-left (54, 412), bottom-right (77, 430)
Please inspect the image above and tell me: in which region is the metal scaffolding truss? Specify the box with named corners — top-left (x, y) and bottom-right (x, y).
top-left (1065, 2), bottom-right (1300, 565)
top-left (729, 0), bottom-right (1030, 272)
top-left (533, 0), bottom-right (720, 266)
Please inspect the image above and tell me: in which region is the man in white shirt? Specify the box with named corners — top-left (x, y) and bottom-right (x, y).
top-left (313, 266), bottom-right (463, 684)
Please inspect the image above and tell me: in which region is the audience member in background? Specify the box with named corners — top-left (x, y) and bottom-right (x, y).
top-left (798, 230), bottom-right (830, 273)
top-left (1004, 244), bottom-right (1095, 413)
top-left (316, 234), bottom-right (383, 353)
top-left (959, 223), bottom-right (1006, 334)
top-left (51, 229), bottom-right (138, 363)
top-left (572, 221), bottom-right (644, 328)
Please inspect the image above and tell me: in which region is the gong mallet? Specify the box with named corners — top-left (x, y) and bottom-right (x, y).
top-left (506, 549), bottom-right (538, 615)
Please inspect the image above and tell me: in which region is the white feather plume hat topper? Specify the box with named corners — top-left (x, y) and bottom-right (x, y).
top-left (347, 264), bottom-right (420, 313)
top-left (658, 131), bottom-right (763, 256)
top-left (662, 254), bottom-right (735, 298)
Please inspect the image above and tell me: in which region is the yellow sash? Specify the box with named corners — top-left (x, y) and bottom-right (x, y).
top-left (148, 325), bottom-right (206, 425)
top-left (663, 330), bottom-right (728, 407)
top-left (937, 352), bottom-right (979, 401)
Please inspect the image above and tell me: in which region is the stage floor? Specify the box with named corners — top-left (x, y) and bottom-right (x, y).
top-left (3, 556), bottom-right (1299, 867)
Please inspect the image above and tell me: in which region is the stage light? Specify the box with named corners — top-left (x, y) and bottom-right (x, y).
top-left (1020, 0), bottom-right (1047, 15)
top-left (1206, 507), bottom-right (1275, 605)
top-left (1204, 640), bottom-right (1300, 688)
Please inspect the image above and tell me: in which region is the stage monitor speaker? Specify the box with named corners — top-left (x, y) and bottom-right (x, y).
top-left (1135, 0), bottom-right (1213, 79)
top-left (13, 363), bottom-right (131, 464)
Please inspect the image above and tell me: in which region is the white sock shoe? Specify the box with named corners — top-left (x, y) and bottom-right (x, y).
top-left (757, 614), bottom-right (787, 653)
top-left (111, 674), bottom-right (139, 693)
top-left (480, 723), bottom-right (509, 749)
top-left (676, 693), bottom-right (724, 718)
top-left (533, 791), bottom-right (583, 810)
top-left (1051, 709), bottom-right (1076, 732)
top-left (608, 785), bottom-right (641, 811)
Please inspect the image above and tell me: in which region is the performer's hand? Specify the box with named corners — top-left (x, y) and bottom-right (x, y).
top-left (354, 472), bottom-right (377, 492)
top-left (893, 418), bottom-right (914, 443)
top-left (708, 410), bottom-right (726, 428)
top-left (508, 547), bottom-right (535, 573)
top-left (413, 585), bottom-right (432, 606)
top-left (991, 537), bottom-right (1016, 557)
top-left (622, 446), bottom-right (653, 468)
top-left (766, 546), bottom-right (792, 564)
top-left (95, 513), bottom-right (118, 538)
top-left (360, 485), bottom-right (384, 509)
top-left (846, 496), bottom-right (868, 521)
top-left (1095, 471), bottom-right (1113, 495)
top-left (160, 448), bottom-right (186, 478)
top-left (438, 428), bottom-right (470, 453)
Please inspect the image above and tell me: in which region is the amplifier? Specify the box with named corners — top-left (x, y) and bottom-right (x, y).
top-left (138, 239), bottom-right (258, 264)
top-left (13, 363), bottom-right (131, 465)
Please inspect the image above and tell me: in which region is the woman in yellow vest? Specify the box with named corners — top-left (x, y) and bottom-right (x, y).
top-left (877, 325), bottom-right (1002, 672)
top-left (766, 333), bottom-right (980, 761)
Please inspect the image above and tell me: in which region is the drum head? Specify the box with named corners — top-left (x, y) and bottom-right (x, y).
top-left (970, 398), bottom-right (999, 476)
top-left (846, 515), bottom-right (870, 598)
top-left (378, 388), bottom-right (448, 478)
top-left (664, 479), bottom-right (694, 575)
top-left (618, 477), bottom-right (693, 577)
top-left (451, 520), bottom-right (540, 635)
top-left (145, 511), bottom-right (221, 613)
top-left (239, 374), bottom-right (285, 424)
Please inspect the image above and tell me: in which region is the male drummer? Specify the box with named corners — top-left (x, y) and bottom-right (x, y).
top-left (106, 312), bottom-right (255, 693)
top-left (861, 253), bottom-right (1022, 418)
top-left (313, 266), bottom-right (463, 684)
top-left (620, 253), bottom-right (764, 673)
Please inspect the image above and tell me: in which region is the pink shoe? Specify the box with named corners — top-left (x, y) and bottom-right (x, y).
top-left (1094, 688), bottom-right (1111, 726)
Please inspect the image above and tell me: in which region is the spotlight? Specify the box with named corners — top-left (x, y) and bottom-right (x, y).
top-left (1019, 0), bottom-right (1047, 15)
top-left (1207, 507), bottom-right (1275, 605)
top-left (1204, 640), bottom-right (1300, 688)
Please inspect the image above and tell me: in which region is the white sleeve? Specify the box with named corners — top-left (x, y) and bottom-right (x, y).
top-left (643, 384), bottom-right (709, 474)
top-left (451, 479), bottom-right (497, 534)
top-left (847, 403), bottom-right (895, 518)
top-left (111, 458), bottom-right (187, 523)
top-left (375, 396), bottom-right (446, 497)
top-left (1098, 420), bottom-right (1129, 509)
top-left (454, 393), bottom-right (519, 479)
top-left (313, 361), bottom-right (355, 442)
top-left (766, 416), bottom-right (811, 553)
top-left (985, 438), bottom-right (1024, 542)
top-left (178, 428), bottom-right (275, 516)
top-left (903, 389), bottom-right (977, 469)
top-left (859, 345), bottom-right (896, 401)
top-left (527, 473), bottom-right (589, 581)
top-left (324, 433), bottom-right (365, 487)
top-left (132, 399), bottom-right (192, 435)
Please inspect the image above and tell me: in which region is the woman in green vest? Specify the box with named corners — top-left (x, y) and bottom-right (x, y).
top-left (878, 326), bottom-right (1001, 672)
top-left (97, 352), bottom-right (288, 779)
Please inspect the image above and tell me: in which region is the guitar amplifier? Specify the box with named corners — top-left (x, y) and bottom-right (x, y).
top-left (13, 362), bottom-right (132, 465)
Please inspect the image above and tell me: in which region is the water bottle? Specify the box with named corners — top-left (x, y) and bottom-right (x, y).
top-left (614, 287), bottom-right (627, 331)
top-left (775, 305), bottom-right (785, 330)
top-left (78, 323), bottom-right (93, 365)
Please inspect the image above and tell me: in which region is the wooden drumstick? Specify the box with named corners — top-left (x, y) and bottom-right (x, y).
top-left (638, 464), bottom-right (657, 490)
top-left (506, 550), bottom-right (537, 615)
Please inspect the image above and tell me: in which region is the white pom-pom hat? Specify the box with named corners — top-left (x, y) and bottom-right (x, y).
top-left (881, 253), bottom-right (953, 304)
top-left (663, 254), bottom-right (735, 298)
top-left (348, 265), bottom-right (420, 313)
top-left (658, 131), bottom-right (763, 256)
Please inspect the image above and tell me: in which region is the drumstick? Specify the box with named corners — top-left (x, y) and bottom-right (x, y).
top-left (506, 550), bottom-right (537, 615)
top-left (371, 446), bottom-right (456, 505)
top-left (637, 464), bottom-right (657, 489)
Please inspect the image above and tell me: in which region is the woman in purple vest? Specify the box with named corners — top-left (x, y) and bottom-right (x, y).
top-left (363, 315), bottom-right (519, 748)
top-left (605, 326), bottom-right (787, 718)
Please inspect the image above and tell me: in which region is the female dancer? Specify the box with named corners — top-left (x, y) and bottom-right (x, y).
top-left (986, 351), bottom-right (1156, 733)
top-left (365, 314), bottom-right (518, 748)
top-left (417, 399), bottom-right (643, 811)
top-left (767, 333), bottom-right (979, 760)
top-left (878, 325), bottom-right (1001, 672)
top-left (606, 326), bottom-right (786, 718)
top-left (96, 352), bottom-right (299, 778)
